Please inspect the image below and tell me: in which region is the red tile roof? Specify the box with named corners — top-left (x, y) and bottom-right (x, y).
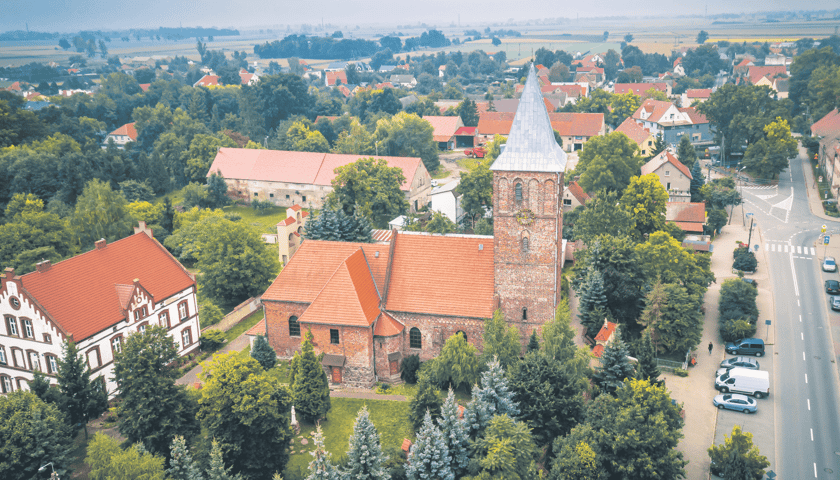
top-left (672, 221), bottom-right (704, 233)
top-left (194, 75), bottom-right (220, 87)
top-left (326, 70), bottom-right (347, 86)
top-left (642, 151), bottom-right (692, 179)
top-left (262, 241), bottom-right (390, 304)
top-left (593, 344), bottom-right (605, 357)
top-left (423, 116), bottom-right (462, 142)
top-left (665, 202), bottom-right (706, 229)
top-left (594, 320), bottom-right (617, 342)
top-left (747, 65), bottom-right (786, 85)
top-left (298, 249), bottom-right (381, 327)
top-left (685, 88), bottom-right (712, 98)
top-left (246, 319), bottom-right (266, 336)
top-left (207, 148), bottom-right (421, 192)
top-left (373, 312), bottom-right (404, 336)
top-left (566, 181), bottom-right (590, 204)
top-left (20, 233), bottom-right (195, 341)
top-left (478, 112), bottom-right (516, 135)
top-left (384, 232), bottom-right (494, 319)
top-left (108, 122), bottom-right (138, 141)
top-left (614, 83), bottom-right (667, 95)
top-left (139, 83), bottom-right (151, 92)
top-left (679, 107), bottom-right (708, 124)
top-left (549, 112), bottom-right (604, 137)
top-left (633, 99), bottom-right (679, 124)
top-left (812, 109), bottom-right (840, 137)
top-left (615, 117), bottom-right (654, 147)
top-left (454, 126), bottom-right (477, 135)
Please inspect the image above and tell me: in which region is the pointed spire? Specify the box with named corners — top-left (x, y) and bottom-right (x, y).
top-left (490, 63), bottom-right (567, 173)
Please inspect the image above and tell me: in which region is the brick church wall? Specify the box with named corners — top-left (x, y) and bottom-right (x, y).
top-left (263, 300), bottom-right (308, 358)
top-left (387, 311), bottom-right (486, 362)
top-left (373, 334), bottom-right (403, 382)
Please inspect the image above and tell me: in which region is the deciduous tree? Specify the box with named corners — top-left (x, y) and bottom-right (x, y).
top-left (620, 173), bottom-right (668, 238)
top-left (374, 112), bottom-right (440, 172)
top-left (87, 435), bottom-right (167, 480)
top-left (481, 309), bottom-right (522, 369)
top-left (72, 179), bottom-right (134, 249)
top-left (427, 332), bottom-right (480, 392)
top-left (574, 132), bottom-right (643, 193)
top-left (458, 161), bottom-right (493, 227)
top-left (328, 157), bottom-right (409, 229)
top-left (409, 374), bottom-right (443, 432)
top-left (469, 414), bottom-right (540, 480)
top-left (573, 189), bottom-right (634, 244)
top-left (708, 425), bottom-right (769, 480)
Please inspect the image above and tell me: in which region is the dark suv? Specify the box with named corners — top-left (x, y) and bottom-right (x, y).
top-left (725, 338), bottom-right (765, 357)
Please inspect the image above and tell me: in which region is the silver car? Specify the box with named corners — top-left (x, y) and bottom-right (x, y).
top-left (824, 256), bottom-right (837, 272)
top-left (713, 393), bottom-right (757, 413)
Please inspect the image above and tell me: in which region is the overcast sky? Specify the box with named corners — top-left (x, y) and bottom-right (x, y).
top-left (0, 0), bottom-right (833, 33)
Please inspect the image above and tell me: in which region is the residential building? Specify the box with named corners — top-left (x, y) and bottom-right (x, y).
top-left (631, 99), bottom-right (712, 147)
top-left (206, 148), bottom-right (432, 212)
top-left (615, 117), bottom-right (656, 157)
top-left (614, 82), bottom-right (671, 97)
top-left (430, 179), bottom-right (465, 223)
top-left (325, 70), bottom-right (347, 87)
top-left (665, 202), bottom-right (706, 233)
top-left (193, 75), bottom-right (220, 87)
top-left (104, 122), bottom-right (137, 149)
top-left (642, 150), bottom-right (693, 202)
top-left (562, 181), bottom-right (590, 211)
top-left (812, 109), bottom-right (840, 193)
top-left (683, 88), bottom-right (713, 105)
top-left (423, 116), bottom-right (464, 150)
top-left (389, 75), bottom-right (417, 88)
top-left (276, 205), bottom-right (309, 265)
top-left (259, 64), bottom-right (567, 387)
top-left (0, 226), bottom-right (199, 395)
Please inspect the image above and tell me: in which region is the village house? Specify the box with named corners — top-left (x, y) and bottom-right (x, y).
top-left (561, 180), bottom-right (590, 211)
top-left (615, 117), bottom-right (656, 157)
top-left (477, 111), bottom-right (604, 151)
top-left (642, 150), bottom-right (693, 202)
top-left (631, 98), bottom-right (712, 147)
top-left (811, 109), bottom-right (840, 194)
top-left (389, 75), bottom-right (417, 89)
top-left (614, 82), bottom-right (671, 97)
top-left (665, 202), bottom-right (707, 233)
top-left (255, 65), bottom-right (568, 387)
top-left (0, 226), bottom-right (200, 396)
top-left (430, 179), bottom-right (465, 224)
top-left (682, 88), bottom-right (713, 105)
top-left (206, 148), bottom-right (431, 212)
top-left (104, 122), bottom-right (138, 149)
top-left (423, 116), bottom-right (464, 150)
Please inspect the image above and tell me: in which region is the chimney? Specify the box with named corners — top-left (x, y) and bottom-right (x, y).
top-left (133, 221), bottom-right (154, 238)
top-left (4, 267), bottom-right (15, 279)
top-left (95, 238), bottom-right (107, 250)
top-left (35, 260), bottom-right (51, 273)
top-left (133, 278), bottom-right (140, 287)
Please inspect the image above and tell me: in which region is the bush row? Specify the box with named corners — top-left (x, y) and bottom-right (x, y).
top-left (718, 278), bottom-right (758, 341)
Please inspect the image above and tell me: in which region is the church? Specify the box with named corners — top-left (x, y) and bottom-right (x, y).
top-left (259, 65), bottom-right (568, 386)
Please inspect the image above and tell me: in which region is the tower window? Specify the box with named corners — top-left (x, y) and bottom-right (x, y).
top-left (522, 237), bottom-right (529, 253)
top-left (522, 307), bottom-right (528, 320)
top-left (515, 182), bottom-right (523, 202)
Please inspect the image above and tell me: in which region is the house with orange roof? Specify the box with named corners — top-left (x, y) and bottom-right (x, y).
top-left (104, 122), bottom-right (138, 149)
top-left (665, 202), bottom-right (706, 233)
top-left (591, 319), bottom-right (618, 358)
top-left (615, 117), bottom-right (656, 157)
top-left (682, 88), bottom-right (713, 105)
top-left (206, 148), bottom-right (432, 212)
top-left (631, 99), bottom-right (712, 147)
top-left (733, 57), bottom-right (755, 76)
top-left (422, 116), bottom-right (464, 150)
top-left (325, 70), bottom-right (347, 87)
top-left (562, 180), bottom-right (590, 211)
top-left (614, 82), bottom-right (671, 97)
top-left (193, 75), bottom-right (220, 87)
top-left (259, 64), bottom-right (570, 387)
top-left (276, 205), bottom-right (309, 265)
top-left (0, 225), bottom-right (199, 396)
top-left (239, 68), bottom-right (259, 85)
top-left (477, 111), bottom-right (604, 151)
top-left (642, 150), bottom-right (693, 202)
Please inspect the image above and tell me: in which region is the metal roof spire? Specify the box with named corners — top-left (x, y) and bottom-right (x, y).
top-left (490, 63), bottom-right (567, 173)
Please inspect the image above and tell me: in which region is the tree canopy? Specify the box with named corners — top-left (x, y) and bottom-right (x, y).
top-left (574, 132), bottom-right (643, 193)
top-left (328, 157), bottom-right (409, 229)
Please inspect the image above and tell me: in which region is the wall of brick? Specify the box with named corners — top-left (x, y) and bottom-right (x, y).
top-left (202, 297), bottom-right (261, 334)
top-left (263, 301), bottom-right (308, 358)
top-left (388, 312), bottom-right (486, 362)
top-left (373, 334), bottom-right (403, 382)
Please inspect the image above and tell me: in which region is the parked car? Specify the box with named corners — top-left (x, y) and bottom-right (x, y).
top-left (742, 278), bottom-right (758, 288)
top-left (831, 296), bottom-right (840, 312)
top-left (725, 338), bottom-right (765, 357)
top-left (826, 280), bottom-right (840, 294)
top-left (823, 256), bottom-right (837, 272)
top-left (713, 393), bottom-right (757, 413)
top-left (720, 356), bottom-right (760, 370)
top-left (714, 368), bottom-right (770, 398)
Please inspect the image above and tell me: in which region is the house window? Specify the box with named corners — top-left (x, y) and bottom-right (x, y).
top-left (29, 351), bottom-right (40, 371)
top-left (43, 334), bottom-right (51, 344)
top-left (254, 192), bottom-right (259, 197)
top-left (289, 316), bottom-right (300, 337)
top-left (667, 182), bottom-right (672, 190)
top-left (133, 307), bottom-right (147, 321)
top-left (138, 323), bottom-right (146, 334)
top-left (269, 193), bottom-right (274, 198)
top-left (182, 328), bottom-right (193, 348)
top-left (178, 302), bottom-right (188, 321)
top-left (330, 329), bottom-right (340, 345)
top-left (286, 194), bottom-right (290, 199)
top-left (87, 349), bottom-right (101, 369)
top-left (5, 317), bottom-right (18, 337)
top-left (302, 195), bottom-right (307, 202)
top-left (409, 327), bottom-right (422, 349)
top-left (22, 319), bottom-right (33, 338)
top-left (522, 307), bottom-right (528, 320)
top-left (515, 182), bottom-right (523, 202)
top-left (111, 337), bottom-right (122, 355)
top-left (0, 346), bottom-right (6, 365)
top-left (563, 198), bottom-right (572, 206)
top-left (9, 297), bottom-right (20, 309)
top-left (522, 237), bottom-right (529, 253)
top-left (664, 170), bottom-right (670, 176)
top-left (159, 311), bottom-right (170, 328)
top-left (47, 355), bottom-right (58, 374)
top-left (0, 376), bottom-right (11, 393)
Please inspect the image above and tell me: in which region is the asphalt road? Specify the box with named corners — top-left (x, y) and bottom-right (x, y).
top-left (737, 154), bottom-right (840, 479)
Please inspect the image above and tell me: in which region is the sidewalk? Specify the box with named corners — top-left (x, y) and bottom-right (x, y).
top-left (176, 334), bottom-right (251, 386)
top-left (798, 145), bottom-right (840, 223)
top-left (667, 202), bottom-right (775, 480)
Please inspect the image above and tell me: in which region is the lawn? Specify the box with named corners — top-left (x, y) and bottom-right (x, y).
top-left (284, 397), bottom-right (412, 480)
top-left (222, 309), bottom-right (265, 343)
top-left (457, 157), bottom-right (490, 172)
top-left (222, 204), bottom-right (290, 233)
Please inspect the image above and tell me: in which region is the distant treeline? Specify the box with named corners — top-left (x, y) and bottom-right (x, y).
top-left (0, 31), bottom-right (60, 41)
top-left (0, 27), bottom-right (238, 42)
top-left (254, 30), bottom-right (451, 60)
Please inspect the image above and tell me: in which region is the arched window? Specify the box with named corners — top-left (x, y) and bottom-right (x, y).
top-left (456, 330), bottom-right (467, 342)
top-left (522, 307), bottom-right (528, 320)
top-left (409, 327), bottom-right (422, 349)
top-left (522, 237), bottom-right (529, 252)
top-left (289, 316), bottom-right (300, 337)
top-left (515, 182), bottom-right (523, 202)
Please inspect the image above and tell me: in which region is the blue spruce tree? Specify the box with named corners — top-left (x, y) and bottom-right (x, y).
top-left (406, 410), bottom-right (455, 480)
top-left (578, 267), bottom-right (609, 338)
top-left (437, 388), bottom-right (470, 477)
top-left (592, 334), bottom-right (636, 395)
top-left (690, 161), bottom-right (705, 202)
top-left (168, 435), bottom-right (203, 480)
top-left (463, 358), bottom-right (519, 438)
top-left (250, 335), bottom-right (277, 370)
top-left (344, 406), bottom-right (390, 480)
top-left (306, 425), bottom-right (341, 480)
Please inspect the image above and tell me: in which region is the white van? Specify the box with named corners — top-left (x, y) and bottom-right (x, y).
top-left (714, 367), bottom-right (770, 398)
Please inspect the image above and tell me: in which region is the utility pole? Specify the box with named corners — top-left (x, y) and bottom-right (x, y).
top-left (746, 216), bottom-right (754, 246)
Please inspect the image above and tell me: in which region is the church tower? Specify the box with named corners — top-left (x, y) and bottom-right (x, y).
top-left (490, 64), bottom-right (567, 335)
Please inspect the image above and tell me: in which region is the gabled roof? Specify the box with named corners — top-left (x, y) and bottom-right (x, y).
top-left (139, 83), bottom-right (151, 92)
top-left (747, 65), bottom-right (786, 84)
top-left (614, 82), bottom-right (667, 95)
top-left (679, 107), bottom-right (708, 125)
top-left (245, 319), bottom-right (266, 336)
top-left (641, 151), bottom-right (692, 179)
top-left (665, 202), bottom-right (706, 225)
top-left (615, 117), bottom-right (654, 146)
top-left (206, 148), bottom-right (421, 192)
top-left (566, 181), bottom-right (590, 204)
top-left (325, 70), bottom-right (347, 86)
top-left (262, 241), bottom-right (390, 304)
top-left (20, 233), bottom-right (195, 341)
top-left (454, 126), bottom-right (477, 135)
top-left (686, 88), bottom-right (712, 98)
top-left (385, 231), bottom-right (494, 319)
top-left (193, 75), bottom-right (220, 87)
top-left (477, 111), bottom-right (516, 135)
top-left (633, 98), bottom-right (686, 125)
top-left (298, 249), bottom-right (381, 327)
top-left (422, 116), bottom-right (462, 142)
top-left (108, 122), bottom-right (138, 141)
top-left (594, 320), bottom-right (618, 342)
top-left (811, 109), bottom-right (840, 137)
top-left (549, 112), bottom-right (604, 137)
top-left (490, 64), bottom-right (566, 173)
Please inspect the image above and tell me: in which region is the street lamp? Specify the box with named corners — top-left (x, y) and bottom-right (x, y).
top-left (39, 463), bottom-right (59, 480)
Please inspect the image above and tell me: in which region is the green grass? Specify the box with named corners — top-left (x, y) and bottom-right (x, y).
top-left (223, 309), bottom-right (264, 343)
top-left (222, 204), bottom-right (289, 233)
top-left (430, 167), bottom-right (452, 179)
top-left (284, 397), bottom-right (412, 480)
top-left (456, 157), bottom-right (490, 172)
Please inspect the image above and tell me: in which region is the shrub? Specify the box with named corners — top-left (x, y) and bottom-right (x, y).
top-left (674, 368), bottom-right (689, 377)
top-left (733, 247), bottom-right (757, 272)
top-left (719, 277), bottom-right (759, 341)
top-left (720, 318), bottom-right (757, 342)
top-left (400, 354), bottom-right (421, 384)
top-left (200, 330), bottom-right (226, 351)
top-left (199, 300), bottom-right (224, 328)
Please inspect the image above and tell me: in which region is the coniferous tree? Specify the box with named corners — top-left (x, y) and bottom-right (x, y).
top-left (251, 335), bottom-right (277, 370)
top-left (168, 435), bottom-right (203, 480)
top-left (406, 410), bottom-right (455, 480)
top-left (690, 160), bottom-right (705, 202)
top-left (291, 330), bottom-right (331, 422)
top-left (56, 340), bottom-right (108, 436)
top-left (677, 134), bottom-right (697, 167)
top-left (344, 406), bottom-right (390, 480)
top-left (305, 205), bottom-right (373, 242)
top-left (409, 373), bottom-right (443, 432)
top-left (207, 439), bottom-right (242, 480)
top-left (437, 388), bottom-right (470, 477)
top-left (592, 336), bottom-right (636, 395)
top-left (527, 330), bottom-right (540, 353)
top-left (577, 267), bottom-right (609, 338)
top-left (29, 371), bottom-right (65, 407)
top-left (463, 358), bottom-right (519, 438)
top-left (305, 426), bottom-right (341, 480)
top-left (635, 330), bottom-right (662, 385)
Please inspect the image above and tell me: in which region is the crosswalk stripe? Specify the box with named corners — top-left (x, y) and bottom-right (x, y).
top-left (797, 246), bottom-right (802, 254)
top-left (765, 244), bottom-right (770, 251)
top-left (811, 248), bottom-right (816, 255)
top-left (784, 245), bottom-right (789, 253)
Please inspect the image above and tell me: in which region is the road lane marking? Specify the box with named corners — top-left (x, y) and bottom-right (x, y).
top-left (804, 352), bottom-right (806, 360)
top-left (765, 244), bottom-right (770, 251)
top-left (814, 463), bottom-right (818, 477)
top-left (806, 374), bottom-right (808, 383)
top-left (784, 245), bottom-right (789, 252)
top-left (811, 428), bottom-right (814, 441)
top-left (799, 315), bottom-right (802, 322)
top-left (790, 250), bottom-right (800, 296)
top-left (801, 332), bottom-right (804, 340)
top-left (808, 398), bottom-right (811, 410)
top-left (798, 299), bottom-right (801, 306)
